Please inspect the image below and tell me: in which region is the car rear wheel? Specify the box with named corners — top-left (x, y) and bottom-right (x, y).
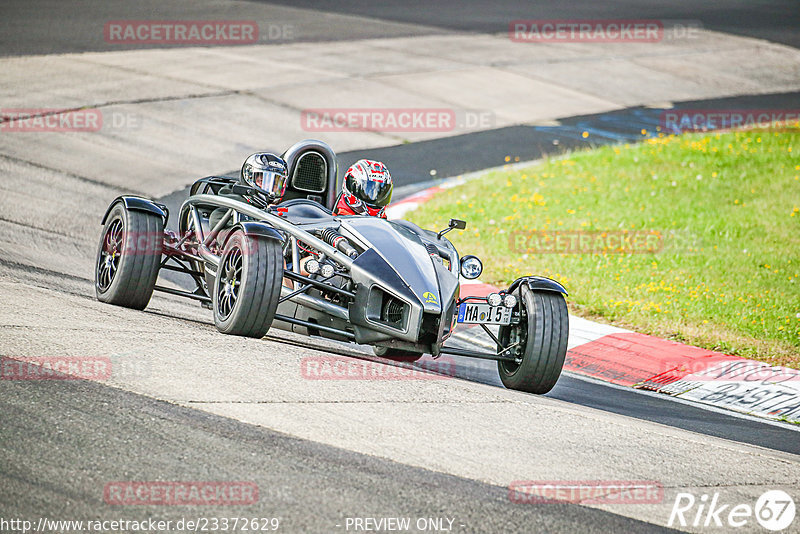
top-left (213, 230), bottom-right (283, 338)
top-left (373, 346), bottom-right (423, 363)
top-left (497, 285), bottom-right (568, 394)
top-left (95, 203), bottom-right (163, 310)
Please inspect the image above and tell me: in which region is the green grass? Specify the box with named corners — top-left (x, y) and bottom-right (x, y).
top-left (407, 127), bottom-right (800, 368)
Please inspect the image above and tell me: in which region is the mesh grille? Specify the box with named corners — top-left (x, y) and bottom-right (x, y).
top-left (292, 152), bottom-right (327, 193)
top-left (384, 299), bottom-right (405, 326)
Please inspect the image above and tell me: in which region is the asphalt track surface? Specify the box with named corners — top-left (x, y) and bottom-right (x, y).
top-left (2, 376), bottom-right (672, 533)
top-left (1, 0), bottom-right (799, 55)
top-left (261, 0), bottom-right (800, 50)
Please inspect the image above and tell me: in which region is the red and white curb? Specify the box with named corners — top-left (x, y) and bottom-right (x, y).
top-left (385, 186), bottom-right (445, 220)
top-left (387, 182), bottom-right (800, 425)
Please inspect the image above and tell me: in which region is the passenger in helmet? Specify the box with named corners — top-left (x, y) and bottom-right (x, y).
top-left (209, 152), bottom-right (288, 244)
top-left (333, 159), bottom-right (393, 218)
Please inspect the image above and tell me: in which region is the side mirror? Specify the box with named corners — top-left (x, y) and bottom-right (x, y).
top-left (438, 219), bottom-right (467, 239)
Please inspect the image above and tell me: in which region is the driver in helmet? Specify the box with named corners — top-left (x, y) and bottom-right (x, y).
top-left (240, 152), bottom-right (289, 204)
top-left (209, 152), bottom-right (288, 242)
top-left (333, 159), bottom-right (393, 218)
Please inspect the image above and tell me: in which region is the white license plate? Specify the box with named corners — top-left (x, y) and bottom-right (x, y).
top-left (457, 303), bottom-right (512, 325)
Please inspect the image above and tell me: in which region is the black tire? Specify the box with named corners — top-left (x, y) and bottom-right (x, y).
top-left (373, 346), bottom-right (424, 363)
top-left (95, 203), bottom-right (163, 310)
top-left (497, 286), bottom-right (568, 394)
top-left (213, 230), bottom-right (283, 338)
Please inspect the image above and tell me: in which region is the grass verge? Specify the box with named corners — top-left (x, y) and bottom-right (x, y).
top-left (406, 127), bottom-right (800, 368)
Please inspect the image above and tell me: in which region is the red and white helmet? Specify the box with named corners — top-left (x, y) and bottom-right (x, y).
top-left (341, 159), bottom-right (393, 216)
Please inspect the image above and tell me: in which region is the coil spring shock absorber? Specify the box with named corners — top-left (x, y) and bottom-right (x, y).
top-left (318, 228), bottom-right (359, 259)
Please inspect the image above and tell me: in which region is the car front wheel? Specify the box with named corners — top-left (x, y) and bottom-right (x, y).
top-left (497, 285), bottom-right (568, 394)
top-left (213, 230), bottom-right (283, 338)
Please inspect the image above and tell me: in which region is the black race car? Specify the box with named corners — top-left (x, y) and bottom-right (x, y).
top-left (94, 140), bottom-right (568, 394)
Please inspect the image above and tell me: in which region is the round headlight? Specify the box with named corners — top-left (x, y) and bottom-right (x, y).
top-left (460, 255), bottom-right (483, 279)
top-left (305, 259), bottom-right (320, 275)
top-left (503, 294), bottom-right (518, 308)
top-left (487, 293), bottom-right (503, 307)
top-left (320, 263), bottom-right (335, 278)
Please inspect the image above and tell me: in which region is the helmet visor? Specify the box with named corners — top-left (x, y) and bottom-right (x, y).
top-left (248, 170), bottom-right (288, 198)
top-left (350, 177), bottom-right (392, 208)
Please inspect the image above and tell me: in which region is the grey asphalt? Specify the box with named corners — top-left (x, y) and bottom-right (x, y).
top-left (0, 0), bottom-right (448, 57)
top-left (1, 0), bottom-right (798, 56)
top-left (0, 374), bottom-right (675, 533)
top-left (262, 0), bottom-right (800, 49)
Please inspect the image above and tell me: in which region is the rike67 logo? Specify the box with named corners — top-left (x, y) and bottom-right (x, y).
top-left (668, 490), bottom-right (795, 531)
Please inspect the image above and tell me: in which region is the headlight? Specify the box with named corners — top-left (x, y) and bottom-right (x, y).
top-left (305, 259), bottom-right (320, 274)
top-left (320, 263), bottom-right (335, 278)
top-left (460, 255), bottom-right (483, 279)
top-left (503, 294), bottom-right (518, 308)
top-left (487, 293), bottom-right (503, 307)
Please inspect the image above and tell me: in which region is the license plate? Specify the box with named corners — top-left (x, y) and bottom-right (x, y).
top-left (457, 303), bottom-right (512, 325)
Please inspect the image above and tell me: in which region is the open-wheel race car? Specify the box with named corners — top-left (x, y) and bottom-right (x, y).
top-left (94, 140), bottom-right (569, 394)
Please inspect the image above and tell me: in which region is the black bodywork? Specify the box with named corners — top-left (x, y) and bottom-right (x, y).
top-left (99, 139), bottom-right (567, 365)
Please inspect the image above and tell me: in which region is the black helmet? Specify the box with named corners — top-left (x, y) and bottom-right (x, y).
top-left (342, 159), bottom-right (393, 210)
top-left (241, 153), bottom-right (289, 201)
